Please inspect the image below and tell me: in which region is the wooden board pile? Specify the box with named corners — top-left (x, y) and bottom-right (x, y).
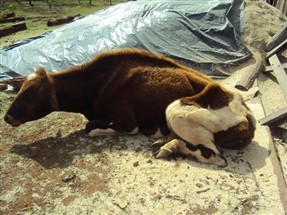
top-left (0, 12), bottom-right (27, 38)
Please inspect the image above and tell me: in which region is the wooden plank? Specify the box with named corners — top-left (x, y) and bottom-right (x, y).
top-left (260, 107), bottom-right (287, 126)
top-left (0, 22), bottom-right (27, 38)
top-left (47, 14), bottom-right (81, 26)
top-left (265, 63), bottom-right (287, 72)
top-left (2, 12), bottom-right (15, 19)
top-left (265, 23), bottom-right (287, 52)
top-left (0, 83), bottom-right (8, 91)
top-left (275, 0), bottom-right (285, 13)
top-left (266, 38), bottom-right (287, 58)
top-left (235, 61), bottom-right (265, 91)
top-left (0, 76), bottom-right (25, 92)
top-left (0, 17), bottom-right (25, 24)
top-left (268, 53), bottom-right (287, 101)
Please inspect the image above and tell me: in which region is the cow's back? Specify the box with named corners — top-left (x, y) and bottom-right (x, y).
top-left (125, 67), bottom-right (197, 135)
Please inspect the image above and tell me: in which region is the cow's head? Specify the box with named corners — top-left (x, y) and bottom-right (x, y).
top-left (4, 67), bottom-right (59, 127)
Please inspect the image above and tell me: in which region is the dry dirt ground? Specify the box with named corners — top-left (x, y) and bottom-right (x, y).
top-left (0, 0), bottom-right (287, 214)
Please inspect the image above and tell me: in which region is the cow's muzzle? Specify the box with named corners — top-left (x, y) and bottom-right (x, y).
top-left (4, 114), bottom-right (21, 127)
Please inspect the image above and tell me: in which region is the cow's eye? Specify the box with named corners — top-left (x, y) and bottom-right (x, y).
top-left (23, 87), bottom-right (36, 97)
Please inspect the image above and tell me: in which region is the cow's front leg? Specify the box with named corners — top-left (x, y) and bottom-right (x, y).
top-left (85, 119), bottom-right (118, 136)
top-left (87, 97), bottom-right (139, 136)
top-left (85, 118), bottom-right (139, 137)
top-left (153, 139), bottom-right (227, 167)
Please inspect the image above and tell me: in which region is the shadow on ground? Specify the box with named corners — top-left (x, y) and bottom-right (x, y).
top-left (10, 130), bottom-right (269, 175)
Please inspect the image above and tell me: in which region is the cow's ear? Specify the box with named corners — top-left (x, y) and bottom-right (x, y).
top-left (180, 97), bottom-right (202, 108)
top-left (35, 67), bottom-right (47, 78)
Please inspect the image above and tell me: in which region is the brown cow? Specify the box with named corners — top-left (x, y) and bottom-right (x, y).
top-left (4, 49), bottom-right (256, 166)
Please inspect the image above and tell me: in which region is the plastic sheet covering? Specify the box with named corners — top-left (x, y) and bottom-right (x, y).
top-left (0, 0), bottom-right (251, 80)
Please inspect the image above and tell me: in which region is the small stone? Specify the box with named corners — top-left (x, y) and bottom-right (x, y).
top-left (62, 172), bottom-right (76, 182)
top-left (139, 198), bottom-right (145, 204)
top-left (196, 183), bottom-right (203, 188)
top-left (135, 147), bottom-right (142, 152)
top-left (146, 159), bottom-right (153, 164)
top-left (133, 161), bottom-right (139, 167)
top-left (114, 199), bottom-right (128, 209)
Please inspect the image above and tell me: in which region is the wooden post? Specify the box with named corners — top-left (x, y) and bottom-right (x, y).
top-left (260, 107), bottom-right (287, 126)
top-left (268, 53), bottom-right (287, 101)
top-left (235, 61), bottom-right (265, 91)
top-left (265, 23), bottom-right (287, 52)
top-left (0, 83), bottom-right (8, 91)
top-left (47, 14), bottom-right (81, 26)
top-left (0, 22), bottom-right (27, 38)
top-left (0, 17), bottom-right (25, 24)
top-left (0, 76), bottom-right (25, 92)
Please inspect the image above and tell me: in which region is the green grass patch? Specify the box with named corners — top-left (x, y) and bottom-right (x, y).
top-left (0, 0), bottom-right (128, 19)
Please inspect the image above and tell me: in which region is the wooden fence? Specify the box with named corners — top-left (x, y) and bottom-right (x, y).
top-left (266, 0), bottom-right (287, 16)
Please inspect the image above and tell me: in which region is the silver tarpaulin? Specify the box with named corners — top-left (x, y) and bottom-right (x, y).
top-left (0, 0), bottom-right (251, 80)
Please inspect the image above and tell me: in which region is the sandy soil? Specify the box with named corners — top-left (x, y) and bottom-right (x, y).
top-left (0, 0), bottom-right (287, 214)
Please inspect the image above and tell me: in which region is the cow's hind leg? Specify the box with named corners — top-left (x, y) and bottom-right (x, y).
top-left (153, 139), bottom-right (227, 167)
top-left (150, 131), bottom-right (179, 154)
